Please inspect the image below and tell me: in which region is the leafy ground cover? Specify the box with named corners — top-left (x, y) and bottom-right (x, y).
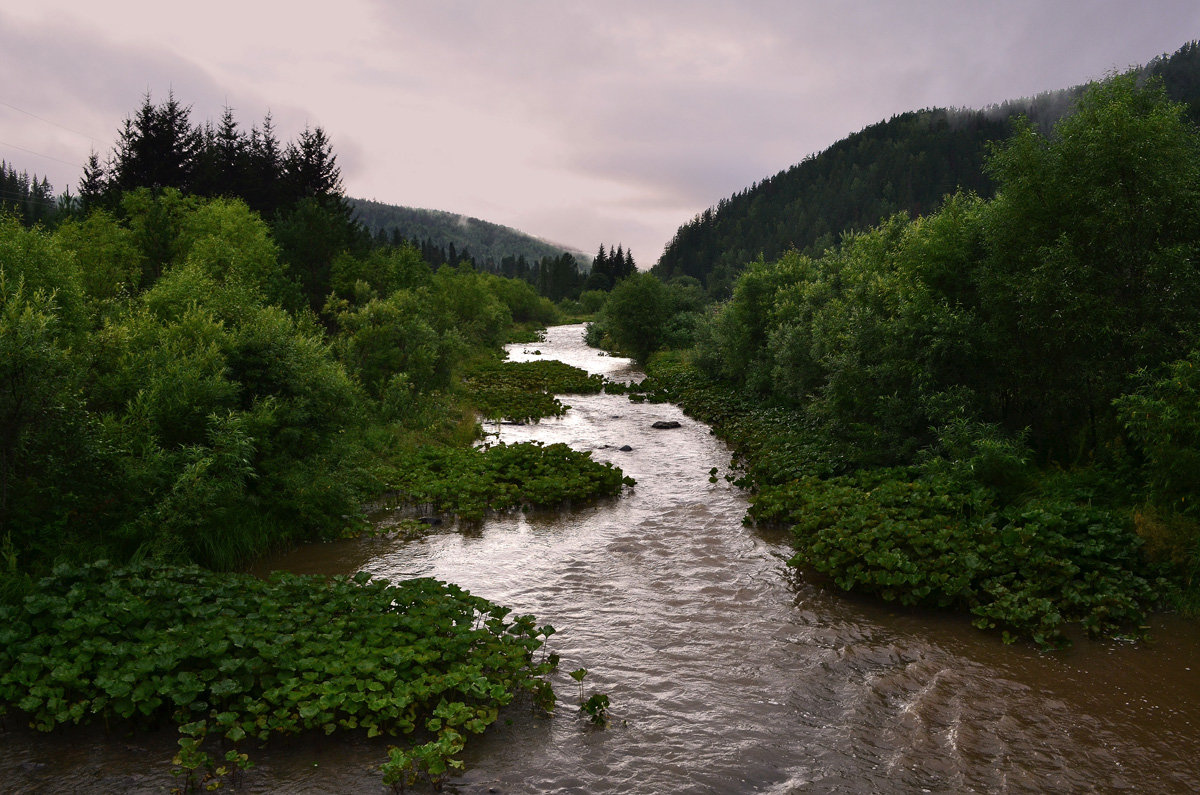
top-left (384, 441), bottom-right (634, 521)
top-left (463, 359), bottom-right (605, 423)
top-left (0, 561), bottom-right (558, 790)
top-left (636, 353), bottom-right (1168, 648)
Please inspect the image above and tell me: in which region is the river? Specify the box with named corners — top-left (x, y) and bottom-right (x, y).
top-left (4, 323), bottom-right (1200, 793)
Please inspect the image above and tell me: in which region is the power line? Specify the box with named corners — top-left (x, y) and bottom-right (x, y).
top-left (0, 99), bottom-right (98, 145)
top-left (0, 187), bottom-right (63, 209)
top-left (0, 139), bottom-right (84, 169)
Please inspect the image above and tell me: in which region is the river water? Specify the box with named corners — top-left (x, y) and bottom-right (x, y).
top-left (4, 323), bottom-right (1200, 793)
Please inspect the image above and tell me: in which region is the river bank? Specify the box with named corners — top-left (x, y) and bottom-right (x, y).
top-left (3, 324), bottom-right (1199, 793)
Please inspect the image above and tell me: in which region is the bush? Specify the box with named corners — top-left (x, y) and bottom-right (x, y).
top-left (0, 562), bottom-right (557, 790)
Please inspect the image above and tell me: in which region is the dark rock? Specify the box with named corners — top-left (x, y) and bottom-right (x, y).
top-left (419, 516), bottom-right (442, 525)
top-left (619, 445), bottom-right (633, 451)
top-left (651, 420), bottom-right (682, 429)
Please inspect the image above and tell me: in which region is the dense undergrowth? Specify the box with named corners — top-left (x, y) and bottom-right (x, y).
top-left (462, 358), bottom-right (605, 424)
top-left (0, 154), bottom-right (631, 787)
top-left (633, 354), bottom-right (1170, 648)
top-left (384, 441), bottom-right (634, 521)
top-left (0, 561), bottom-right (557, 791)
top-left (583, 76), bottom-right (1200, 648)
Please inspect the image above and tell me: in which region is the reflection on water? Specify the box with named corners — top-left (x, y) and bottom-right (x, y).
top-left (5, 324), bottom-right (1200, 793)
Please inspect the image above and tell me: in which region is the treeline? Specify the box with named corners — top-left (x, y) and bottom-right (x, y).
top-left (654, 39), bottom-right (1200, 298)
top-left (367, 227), bottom-right (586, 303)
top-left (1, 89), bottom-right (595, 578)
top-left (1, 190), bottom-right (569, 574)
top-left (654, 109), bottom-right (1009, 296)
top-left (351, 198), bottom-right (583, 271)
top-left (606, 74), bottom-right (1200, 644)
top-left (79, 92), bottom-right (344, 221)
top-left (0, 161), bottom-right (61, 228)
top-left (16, 93), bottom-right (593, 310)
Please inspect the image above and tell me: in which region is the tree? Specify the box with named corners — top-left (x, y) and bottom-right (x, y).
top-left (110, 91), bottom-right (202, 195)
top-left (980, 74), bottom-right (1200, 456)
top-left (599, 272), bottom-right (671, 363)
top-left (245, 112), bottom-right (284, 216)
top-left (78, 151), bottom-right (108, 213)
top-left (284, 125), bottom-right (344, 201)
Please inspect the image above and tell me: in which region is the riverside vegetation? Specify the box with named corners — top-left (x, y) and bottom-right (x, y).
top-left (589, 74), bottom-right (1200, 648)
top-left (0, 95), bottom-right (631, 789)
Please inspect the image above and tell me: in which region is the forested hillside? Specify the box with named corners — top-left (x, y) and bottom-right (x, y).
top-left (1, 90), bottom-right (641, 785)
top-left (654, 40), bottom-right (1200, 296)
top-left (351, 198), bottom-right (585, 272)
top-left (602, 70), bottom-right (1200, 647)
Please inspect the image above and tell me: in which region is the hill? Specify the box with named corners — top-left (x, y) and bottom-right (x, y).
top-left (350, 197), bottom-right (586, 270)
top-left (653, 40), bottom-right (1200, 296)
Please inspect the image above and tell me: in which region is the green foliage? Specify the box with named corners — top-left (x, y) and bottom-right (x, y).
top-left (1117, 350), bottom-right (1200, 517)
top-left (272, 196), bottom-right (360, 311)
top-left (582, 692), bottom-right (610, 726)
top-left (592, 272), bottom-right (672, 363)
top-left (3, 207), bottom-right (370, 573)
top-left (486, 273), bottom-right (560, 326)
top-left (328, 244), bottom-right (432, 302)
top-left (566, 667), bottom-right (610, 726)
top-left (329, 289), bottom-right (455, 398)
top-left (175, 197), bottom-right (304, 311)
top-left (577, 289), bottom-right (608, 315)
top-left (53, 210), bottom-right (144, 302)
top-left (384, 442), bottom-right (634, 521)
top-left (463, 359), bottom-right (604, 423)
top-left (641, 356), bottom-right (1166, 646)
top-left (774, 472), bottom-right (1161, 647)
top-left (0, 218), bottom-right (93, 548)
top-left (695, 74), bottom-right (1200, 467)
top-left (0, 562), bottom-right (557, 789)
top-left (980, 73), bottom-right (1200, 455)
top-left (1116, 350), bottom-right (1200, 588)
top-left (426, 265), bottom-right (513, 350)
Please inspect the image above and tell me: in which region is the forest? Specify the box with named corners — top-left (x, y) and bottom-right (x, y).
top-left (349, 198), bottom-right (584, 275)
top-left (5, 39), bottom-right (1200, 789)
top-left (0, 92), bottom-right (635, 789)
top-left (591, 70), bottom-right (1200, 648)
top-left (653, 40), bottom-right (1200, 299)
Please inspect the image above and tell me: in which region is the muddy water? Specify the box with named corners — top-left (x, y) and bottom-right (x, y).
top-left (5, 324), bottom-right (1200, 793)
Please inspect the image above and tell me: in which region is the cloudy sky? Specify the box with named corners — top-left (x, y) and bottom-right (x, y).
top-left (3, 1), bottom-right (1198, 263)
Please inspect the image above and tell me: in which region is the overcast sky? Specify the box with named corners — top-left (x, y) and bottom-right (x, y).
top-left (3, 1), bottom-right (1199, 264)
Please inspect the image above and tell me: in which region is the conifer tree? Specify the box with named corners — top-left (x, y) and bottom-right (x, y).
top-left (245, 112), bottom-right (284, 216)
top-left (78, 151), bottom-right (108, 212)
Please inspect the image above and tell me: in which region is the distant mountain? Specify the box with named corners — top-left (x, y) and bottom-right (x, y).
top-left (654, 40), bottom-right (1200, 296)
top-left (349, 197), bottom-right (586, 268)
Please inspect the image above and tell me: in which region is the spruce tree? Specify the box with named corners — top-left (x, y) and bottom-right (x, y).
top-left (78, 150), bottom-right (108, 214)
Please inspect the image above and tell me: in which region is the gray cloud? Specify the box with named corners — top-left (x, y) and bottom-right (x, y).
top-left (0, 11), bottom-right (316, 191)
top-left (5, 1), bottom-right (1199, 263)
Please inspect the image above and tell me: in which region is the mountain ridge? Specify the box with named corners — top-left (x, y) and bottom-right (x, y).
top-left (349, 197), bottom-right (587, 268)
top-left (653, 40), bottom-right (1200, 296)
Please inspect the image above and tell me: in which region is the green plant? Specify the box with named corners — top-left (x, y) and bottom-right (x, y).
top-left (567, 667), bottom-right (609, 726)
top-left (0, 562), bottom-right (558, 788)
top-left (383, 441), bottom-right (634, 521)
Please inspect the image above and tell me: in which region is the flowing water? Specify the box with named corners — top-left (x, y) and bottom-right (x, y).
top-left (5, 324), bottom-right (1200, 793)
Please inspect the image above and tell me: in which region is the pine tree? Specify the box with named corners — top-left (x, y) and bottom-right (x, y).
top-left (78, 151), bottom-right (108, 212)
top-left (246, 112), bottom-right (284, 215)
top-left (284, 125), bottom-right (343, 201)
top-left (110, 91), bottom-right (201, 194)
